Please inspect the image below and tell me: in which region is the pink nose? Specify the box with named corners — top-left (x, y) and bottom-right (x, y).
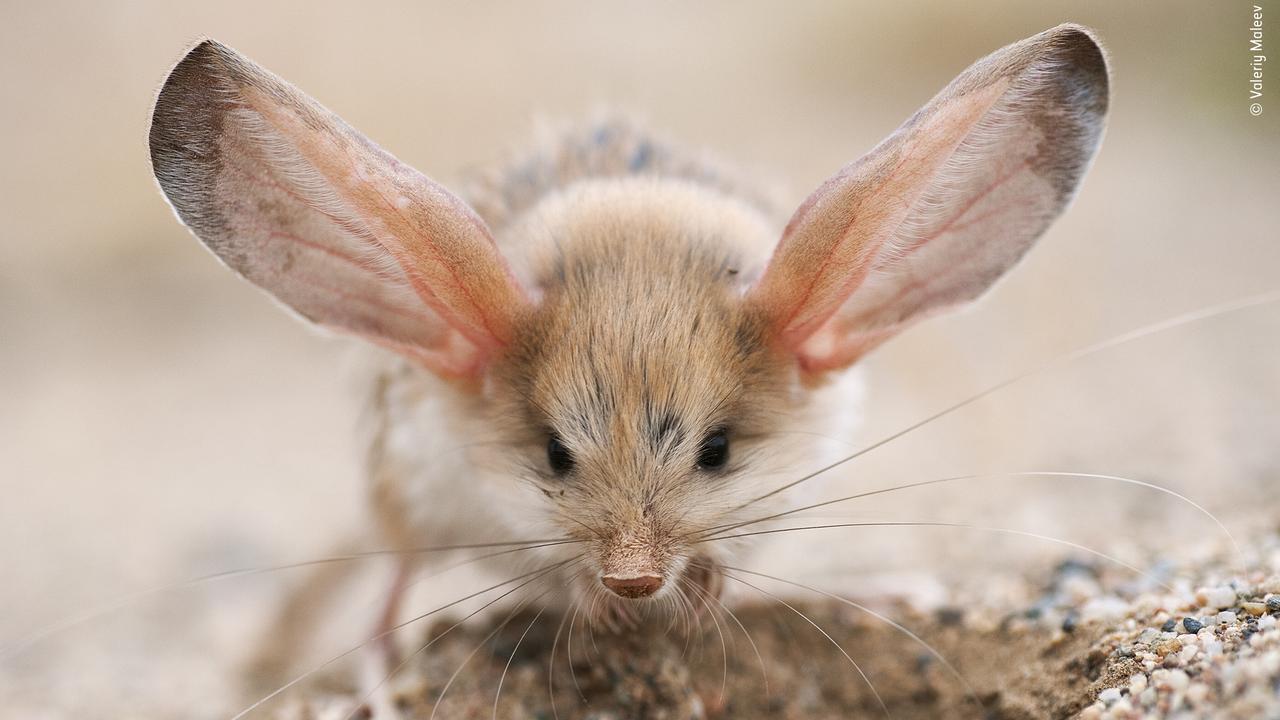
top-left (601, 574), bottom-right (664, 599)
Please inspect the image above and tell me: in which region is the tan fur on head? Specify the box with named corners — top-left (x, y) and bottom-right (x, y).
top-left (489, 179), bottom-right (799, 602)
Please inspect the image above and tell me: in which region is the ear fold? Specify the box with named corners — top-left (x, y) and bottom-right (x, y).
top-left (750, 24), bottom-right (1109, 373)
top-left (149, 40), bottom-right (528, 378)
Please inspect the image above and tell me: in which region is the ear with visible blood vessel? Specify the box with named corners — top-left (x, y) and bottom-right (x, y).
top-left (750, 23), bottom-right (1110, 374)
top-left (148, 39), bottom-right (530, 379)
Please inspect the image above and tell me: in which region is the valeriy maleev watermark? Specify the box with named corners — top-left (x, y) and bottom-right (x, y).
top-left (1250, 5), bottom-right (1266, 115)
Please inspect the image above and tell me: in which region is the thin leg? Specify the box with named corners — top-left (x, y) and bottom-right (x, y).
top-left (373, 557), bottom-right (415, 669)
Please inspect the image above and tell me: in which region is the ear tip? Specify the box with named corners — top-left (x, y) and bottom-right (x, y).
top-left (150, 37), bottom-right (251, 142)
top-left (149, 39), bottom-right (242, 233)
top-left (1017, 24), bottom-right (1110, 122)
top-left (183, 37), bottom-right (238, 61)
top-left (1046, 22), bottom-right (1103, 43)
top-left (164, 38), bottom-right (240, 88)
top-left (1042, 23), bottom-right (1111, 84)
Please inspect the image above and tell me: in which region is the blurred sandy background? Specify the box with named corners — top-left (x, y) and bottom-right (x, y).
top-left (2, 1), bottom-right (1278, 717)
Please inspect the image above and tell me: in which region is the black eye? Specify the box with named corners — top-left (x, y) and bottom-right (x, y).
top-left (696, 429), bottom-right (730, 470)
top-left (547, 434), bottom-right (575, 475)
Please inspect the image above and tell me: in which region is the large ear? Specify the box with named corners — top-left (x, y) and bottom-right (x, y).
top-left (149, 40), bottom-right (528, 378)
top-left (750, 24), bottom-right (1109, 374)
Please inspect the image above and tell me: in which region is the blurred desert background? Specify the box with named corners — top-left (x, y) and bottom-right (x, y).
top-left (1, 2), bottom-right (1278, 717)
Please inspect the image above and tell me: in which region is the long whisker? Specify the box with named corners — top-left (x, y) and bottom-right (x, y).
top-left (722, 572), bottom-right (889, 718)
top-left (696, 580), bottom-right (770, 697)
top-left (359, 560), bottom-right (571, 720)
top-left (230, 559), bottom-right (570, 720)
top-left (697, 471), bottom-right (1239, 561)
top-left (681, 584), bottom-right (705, 666)
top-left (584, 585), bottom-right (605, 655)
top-left (706, 521), bottom-right (1173, 592)
top-left (686, 578), bottom-right (729, 708)
top-left (428, 585), bottom-right (554, 720)
top-left (726, 565), bottom-right (982, 712)
top-left (679, 588), bottom-right (696, 660)
top-left (566, 600), bottom-right (588, 706)
top-left (0, 537), bottom-right (580, 661)
top-left (493, 604), bottom-right (548, 720)
top-left (546, 590), bottom-right (576, 720)
top-left (733, 289), bottom-right (1280, 513)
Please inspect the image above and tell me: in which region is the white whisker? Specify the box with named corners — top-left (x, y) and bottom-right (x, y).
top-left (723, 572), bottom-right (890, 717)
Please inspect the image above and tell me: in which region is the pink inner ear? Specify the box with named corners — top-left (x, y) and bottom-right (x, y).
top-left (244, 86), bottom-right (529, 355)
top-left (753, 80), bottom-right (1010, 356)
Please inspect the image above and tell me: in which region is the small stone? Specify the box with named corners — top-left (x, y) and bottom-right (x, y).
top-left (1187, 683), bottom-right (1210, 705)
top-left (1079, 705), bottom-right (1103, 720)
top-left (1128, 673), bottom-right (1148, 695)
top-left (1218, 611), bottom-right (1238, 625)
top-left (1258, 614), bottom-right (1277, 631)
top-left (1182, 616), bottom-right (1204, 633)
top-left (1265, 595), bottom-right (1280, 613)
top-left (1062, 613), bottom-right (1078, 633)
top-left (1139, 687), bottom-right (1158, 706)
top-left (1203, 586), bottom-right (1237, 609)
top-left (1098, 687), bottom-right (1123, 704)
top-left (1242, 601), bottom-right (1267, 616)
top-left (1179, 644), bottom-right (1199, 664)
top-left (1202, 639), bottom-right (1223, 656)
top-left (1161, 618), bottom-right (1177, 632)
top-left (1080, 595), bottom-right (1128, 621)
top-left (1177, 633), bottom-right (1198, 646)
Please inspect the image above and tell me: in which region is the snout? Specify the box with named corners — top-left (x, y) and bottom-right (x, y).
top-left (601, 573), bottom-right (664, 599)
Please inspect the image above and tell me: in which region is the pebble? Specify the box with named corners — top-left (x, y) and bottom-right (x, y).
top-left (1201, 586), bottom-right (1237, 609)
top-left (929, 535), bottom-right (1280, 718)
top-left (1081, 595), bottom-right (1128, 621)
top-left (1179, 644), bottom-right (1199, 663)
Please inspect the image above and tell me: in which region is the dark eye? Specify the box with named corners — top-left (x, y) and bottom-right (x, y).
top-left (547, 434), bottom-right (575, 475)
top-left (696, 429), bottom-right (729, 470)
